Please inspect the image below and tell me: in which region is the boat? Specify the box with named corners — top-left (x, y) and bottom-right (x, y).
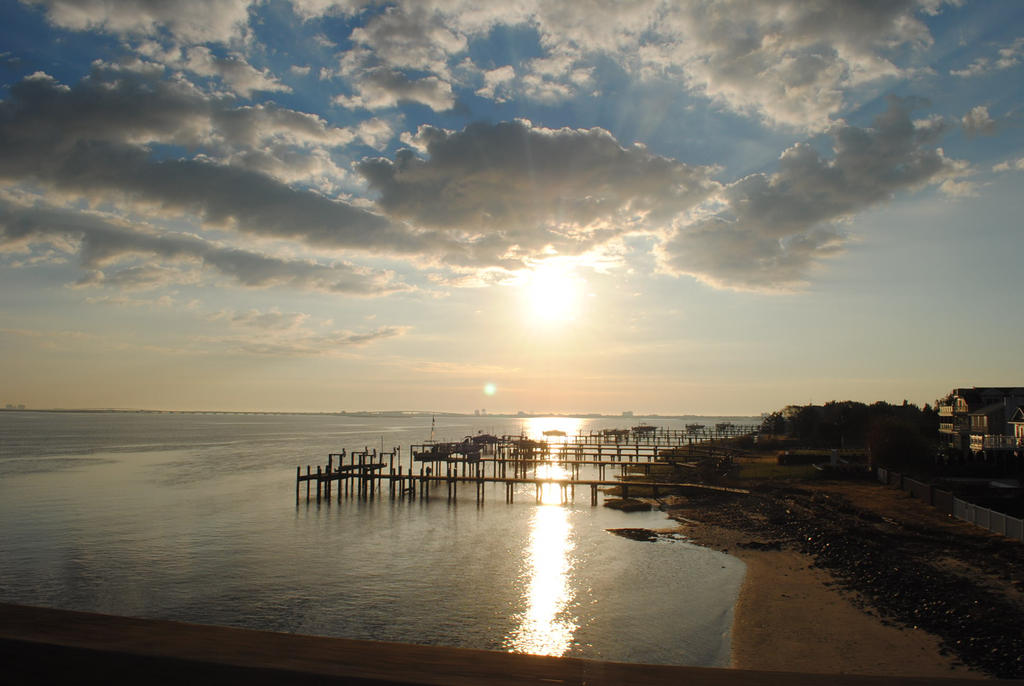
top-left (542, 429), bottom-right (567, 437)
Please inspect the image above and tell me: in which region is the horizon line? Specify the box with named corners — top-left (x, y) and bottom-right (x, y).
top-left (0, 407), bottom-right (763, 419)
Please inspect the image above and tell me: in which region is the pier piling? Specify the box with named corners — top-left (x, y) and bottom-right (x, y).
top-left (295, 426), bottom-right (754, 508)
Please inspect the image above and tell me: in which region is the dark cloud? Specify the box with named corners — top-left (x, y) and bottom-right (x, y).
top-left (358, 119), bottom-right (718, 265)
top-left (659, 97), bottom-right (959, 290)
top-left (0, 69), bottom-right (441, 256)
top-left (0, 199), bottom-right (409, 295)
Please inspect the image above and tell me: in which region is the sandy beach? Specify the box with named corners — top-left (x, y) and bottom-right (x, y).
top-left (658, 478), bottom-right (1024, 679)
top-left (677, 519), bottom-right (980, 678)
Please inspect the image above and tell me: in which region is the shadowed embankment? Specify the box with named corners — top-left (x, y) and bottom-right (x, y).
top-left (0, 603), bottom-right (1008, 686)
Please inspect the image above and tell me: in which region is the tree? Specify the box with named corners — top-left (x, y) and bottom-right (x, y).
top-left (867, 416), bottom-right (935, 471)
top-left (760, 411), bottom-right (785, 434)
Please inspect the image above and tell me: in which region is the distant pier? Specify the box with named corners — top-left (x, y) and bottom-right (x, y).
top-left (296, 424), bottom-right (755, 506)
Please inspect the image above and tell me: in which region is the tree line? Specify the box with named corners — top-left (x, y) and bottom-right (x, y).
top-left (760, 400), bottom-right (939, 471)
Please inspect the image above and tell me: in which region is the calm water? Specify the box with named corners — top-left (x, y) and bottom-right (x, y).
top-left (0, 411), bottom-right (746, 666)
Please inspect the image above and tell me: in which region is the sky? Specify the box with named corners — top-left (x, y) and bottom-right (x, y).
top-left (0, 0), bottom-right (1022, 415)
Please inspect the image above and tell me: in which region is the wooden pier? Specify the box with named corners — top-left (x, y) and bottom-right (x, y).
top-left (296, 428), bottom-right (753, 507)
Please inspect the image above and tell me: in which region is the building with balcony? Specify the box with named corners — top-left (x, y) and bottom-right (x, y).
top-left (937, 387), bottom-right (1024, 459)
top-left (1013, 407), bottom-right (1024, 443)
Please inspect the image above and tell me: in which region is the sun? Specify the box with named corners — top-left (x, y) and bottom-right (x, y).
top-left (522, 261), bottom-right (581, 324)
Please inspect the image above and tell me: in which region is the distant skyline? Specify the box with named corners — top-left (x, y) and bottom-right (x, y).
top-left (1, 1), bottom-right (1022, 416)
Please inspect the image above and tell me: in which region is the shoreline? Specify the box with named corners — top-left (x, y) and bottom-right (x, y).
top-left (658, 493), bottom-right (990, 679)
top-left (723, 527), bottom-right (979, 678)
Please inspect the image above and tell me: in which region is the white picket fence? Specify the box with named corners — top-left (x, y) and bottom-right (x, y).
top-left (877, 468), bottom-right (1024, 542)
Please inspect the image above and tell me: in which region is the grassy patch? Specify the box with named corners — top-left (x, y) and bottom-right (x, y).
top-left (737, 460), bottom-right (822, 481)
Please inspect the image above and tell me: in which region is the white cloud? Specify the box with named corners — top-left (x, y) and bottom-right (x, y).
top-left (475, 65), bottom-right (515, 101)
top-left (961, 105), bottom-right (996, 136)
top-left (347, 4), bottom-right (466, 77)
top-left (182, 47), bottom-right (290, 98)
top-left (938, 179), bottom-right (979, 197)
top-left (303, 0), bottom-right (947, 130)
top-left (288, 0), bottom-right (366, 21)
top-left (992, 158), bottom-right (1024, 173)
top-left (333, 68), bottom-right (455, 111)
top-left (951, 37), bottom-right (1024, 77)
top-left (355, 117), bottom-right (396, 149)
top-left (21, 0), bottom-right (254, 45)
top-left (27, 0), bottom-right (955, 132)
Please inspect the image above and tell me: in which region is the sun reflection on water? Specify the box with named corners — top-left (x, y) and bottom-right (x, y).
top-left (506, 504), bottom-right (577, 656)
top-left (505, 416), bottom-right (583, 656)
top-left (523, 416), bottom-right (583, 443)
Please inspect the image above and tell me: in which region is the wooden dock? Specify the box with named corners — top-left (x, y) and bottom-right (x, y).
top-left (296, 428), bottom-right (751, 506)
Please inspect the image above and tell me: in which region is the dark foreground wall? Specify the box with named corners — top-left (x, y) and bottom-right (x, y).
top-left (0, 603), bottom-right (1008, 686)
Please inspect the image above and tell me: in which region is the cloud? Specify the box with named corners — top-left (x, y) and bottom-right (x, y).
top-left (630, 0), bottom-right (931, 130)
top-left (133, 43), bottom-right (289, 99)
top-left (475, 65), bottom-right (515, 101)
top-left (0, 198), bottom-right (410, 296)
top-left (289, 0), bottom-right (365, 21)
top-left (961, 105), bottom-right (996, 136)
top-left (659, 97), bottom-right (963, 291)
top-left (206, 323), bottom-right (410, 356)
top-left (1, 65), bottom-right (354, 187)
top-left (0, 69), bottom-right (445, 256)
top-left (992, 158), bottom-right (1024, 173)
top-left (347, 4), bottom-right (466, 77)
top-left (75, 264), bottom-right (202, 291)
top-left (357, 119), bottom-right (718, 266)
top-left (355, 117), bottom-right (396, 149)
top-left (323, 5), bottom-right (467, 113)
top-left (182, 47), bottom-right (290, 98)
top-left (204, 308), bottom-right (410, 357)
top-left (299, 0), bottom-right (947, 130)
top-left (938, 179), bottom-right (979, 197)
top-left (333, 67), bottom-right (455, 111)
top-left (21, 0), bottom-right (254, 45)
top-left (211, 308), bottom-right (311, 330)
top-left (951, 37), bottom-right (1024, 77)
top-left (23, 1), bottom-right (956, 133)
top-left (85, 293), bottom-right (183, 308)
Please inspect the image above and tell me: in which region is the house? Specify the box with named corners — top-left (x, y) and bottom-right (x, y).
top-left (1012, 406), bottom-right (1024, 444)
top-left (937, 387), bottom-right (1024, 459)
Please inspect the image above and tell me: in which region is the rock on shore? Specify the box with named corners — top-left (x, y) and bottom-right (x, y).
top-left (664, 482), bottom-right (1024, 679)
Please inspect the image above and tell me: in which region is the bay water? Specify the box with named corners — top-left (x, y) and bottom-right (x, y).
top-left (0, 411), bottom-right (746, 666)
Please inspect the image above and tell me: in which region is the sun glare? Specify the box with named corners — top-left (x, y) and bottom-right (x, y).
top-left (506, 505), bottom-right (577, 656)
top-left (522, 262), bottom-right (581, 325)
